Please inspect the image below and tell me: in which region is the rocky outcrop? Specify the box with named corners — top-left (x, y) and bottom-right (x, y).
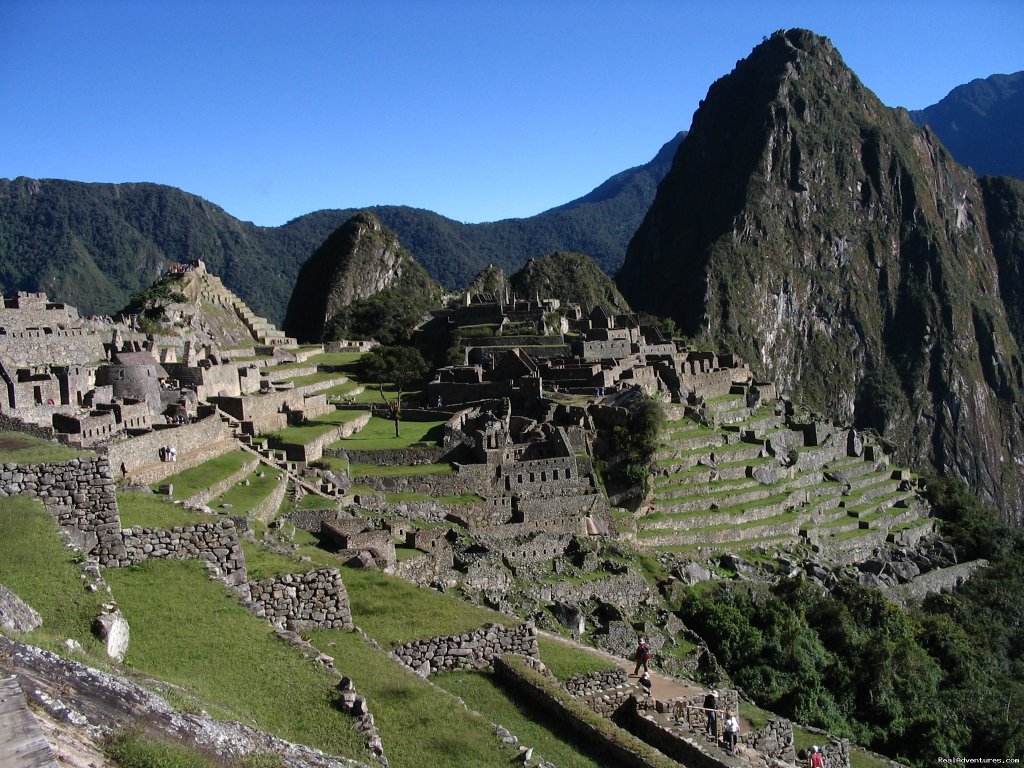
top-left (617, 29), bottom-right (1024, 521)
top-left (0, 585), bottom-right (42, 634)
top-left (283, 211), bottom-right (439, 343)
top-left (0, 634), bottom-right (371, 768)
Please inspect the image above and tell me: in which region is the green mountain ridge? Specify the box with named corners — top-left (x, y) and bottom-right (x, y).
top-left (910, 71), bottom-right (1024, 181)
top-left (0, 132), bottom-right (683, 325)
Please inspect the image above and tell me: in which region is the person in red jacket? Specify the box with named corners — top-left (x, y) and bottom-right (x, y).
top-left (633, 638), bottom-right (652, 674)
top-left (809, 745), bottom-right (824, 768)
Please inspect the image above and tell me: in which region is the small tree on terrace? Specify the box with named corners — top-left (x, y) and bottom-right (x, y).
top-left (357, 345), bottom-right (430, 437)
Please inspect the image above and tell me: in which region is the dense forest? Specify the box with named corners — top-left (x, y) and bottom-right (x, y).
top-left (679, 478), bottom-right (1024, 765)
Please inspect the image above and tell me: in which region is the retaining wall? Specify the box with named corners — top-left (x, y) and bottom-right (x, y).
top-left (393, 622), bottom-right (538, 675)
top-left (246, 567), bottom-right (353, 630)
top-left (113, 520), bottom-right (247, 585)
top-left (0, 456), bottom-right (121, 555)
top-left (104, 415), bottom-right (234, 477)
top-left (492, 657), bottom-right (678, 768)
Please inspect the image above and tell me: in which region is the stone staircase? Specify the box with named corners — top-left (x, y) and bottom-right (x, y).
top-left (196, 272), bottom-right (297, 348)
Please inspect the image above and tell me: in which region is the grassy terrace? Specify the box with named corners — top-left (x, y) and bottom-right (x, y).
top-left (639, 503), bottom-right (800, 538)
top-left (329, 416), bottom-right (445, 451)
top-left (653, 477), bottom-right (784, 507)
top-left (105, 558), bottom-right (367, 759)
top-left (350, 462), bottom-right (455, 478)
top-left (433, 671), bottom-right (605, 768)
top-left (0, 431), bottom-right (92, 463)
top-left (208, 466), bottom-right (284, 513)
top-left (118, 491), bottom-right (210, 528)
top-left (307, 628), bottom-right (520, 768)
top-left (348, 484), bottom-right (483, 505)
top-left (280, 371), bottom-right (348, 388)
top-left (0, 496), bottom-right (107, 657)
top-left (342, 567), bottom-right (514, 649)
top-left (152, 450), bottom-right (252, 500)
top-left (264, 408), bottom-right (370, 445)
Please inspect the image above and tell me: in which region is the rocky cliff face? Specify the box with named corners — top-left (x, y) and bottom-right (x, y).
top-left (283, 211), bottom-right (438, 343)
top-left (617, 29), bottom-right (1024, 521)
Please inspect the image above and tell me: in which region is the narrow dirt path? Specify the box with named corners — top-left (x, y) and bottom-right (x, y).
top-left (535, 629), bottom-right (704, 700)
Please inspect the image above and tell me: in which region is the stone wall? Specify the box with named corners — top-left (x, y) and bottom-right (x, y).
top-left (393, 622), bottom-right (538, 676)
top-left (104, 415), bottom-right (234, 477)
top-left (564, 668), bottom-right (636, 716)
top-left (246, 567), bottom-right (353, 630)
top-left (0, 329), bottom-right (109, 367)
top-left (0, 411), bottom-right (61, 441)
top-left (740, 718), bottom-right (797, 763)
top-left (286, 506), bottom-right (340, 533)
top-left (113, 520), bottom-right (247, 585)
top-left (531, 573), bottom-right (655, 612)
top-left (334, 445), bottom-right (451, 467)
top-left (355, 470), bottom-right (471, 497)
top-left (249, 472), bottom-right (288, 523)
top-left (0, 456), bottom-right (121, 555)
top-left (888, 559), bottom-right (989, 606)
top-left (563, 667), bottom-right (630, 696)
top-left (492, 657), bottom-right (678, 768)
top-left (618, 701), bottom-right (731, 768)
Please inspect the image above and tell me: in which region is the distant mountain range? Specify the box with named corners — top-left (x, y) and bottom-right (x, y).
top-left (910, 71), bottom-right (1024, 181)
top-left (0, 131), bottom-right (684, 325)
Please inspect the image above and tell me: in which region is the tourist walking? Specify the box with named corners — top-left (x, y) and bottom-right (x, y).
top-left (724, 709), bottom-right (739, 753)
top-left (633, 638), bottom-right (652, 674)
top-left (704, 690), bottom-right (719, 740)
top-left (809, 745), bottom-right (824, 768)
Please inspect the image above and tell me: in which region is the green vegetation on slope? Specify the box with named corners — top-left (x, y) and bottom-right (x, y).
top-left (105, 558), bottom-right (366, 759)
top-left (509, 251), bottom-right (631, 314)
top-left (0, 496), bottom-right (107, 656)
top-left (678, 477), bottom-right (1024, 765)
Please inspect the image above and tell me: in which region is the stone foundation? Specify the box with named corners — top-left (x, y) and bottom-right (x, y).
top-left (393, 622), bottom-right (538, 675)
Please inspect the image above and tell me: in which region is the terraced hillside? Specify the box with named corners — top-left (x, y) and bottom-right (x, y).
top-left (636, 386), bottom-right (933, 562)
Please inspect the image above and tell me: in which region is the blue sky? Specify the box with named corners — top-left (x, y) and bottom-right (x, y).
top-left (1, 1), bottom-right (1021, 227)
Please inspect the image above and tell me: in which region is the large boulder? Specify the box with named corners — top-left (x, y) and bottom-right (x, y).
top-left (92, 610), bottom-right (130, 661)
top-left (0, 584), bottom-right (42, 634)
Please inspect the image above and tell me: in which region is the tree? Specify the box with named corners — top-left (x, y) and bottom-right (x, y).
top-left (357, 345), bottom-right (430, 437)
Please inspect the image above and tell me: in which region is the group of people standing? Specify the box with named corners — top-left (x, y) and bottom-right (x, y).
top-left (702, 690), bottom-right (740, 753)
top-left (634, 641), bottom-right (741, 754)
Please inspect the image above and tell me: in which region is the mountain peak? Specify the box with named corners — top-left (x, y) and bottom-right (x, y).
top-left (617, 30), bottom-right (1024, 520)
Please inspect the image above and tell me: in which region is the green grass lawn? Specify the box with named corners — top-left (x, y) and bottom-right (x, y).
top-left (118, 491), bottom-right (210, 528)
top-left (342, 568), bottom-right (516, 648)
top-left (305, 351), bottom-right (364, 369)
top-left (536, 636), bottom-right (618, 679)
top-left (263, 409), bottom-right (370, 445)
top-left (432, 670), bottom-right (605, 768)
top-left (0, 496), bottom-right (108, 656)
top-left (281, 371), bottom-right (347, 388)
top-left (104, 558), bottom-right (367, 760)
top-left (349, 462), bottom-right (455, 478)
top-left (0, 431), bottom-right (92, 463)
top-left (307, 628), bottom-right (519, 768)
top-left (329, 417), bottom-right (445, 451)
top-left (240, 539), bottom-right (318, 580)
top-left (152, 450), bottom-right (253, 500)
top-left (208, 467), bottom-right (283, 514)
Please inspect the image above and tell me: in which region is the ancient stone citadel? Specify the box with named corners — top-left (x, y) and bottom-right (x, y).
top-left (0, 251), bottom-right (960, 768)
